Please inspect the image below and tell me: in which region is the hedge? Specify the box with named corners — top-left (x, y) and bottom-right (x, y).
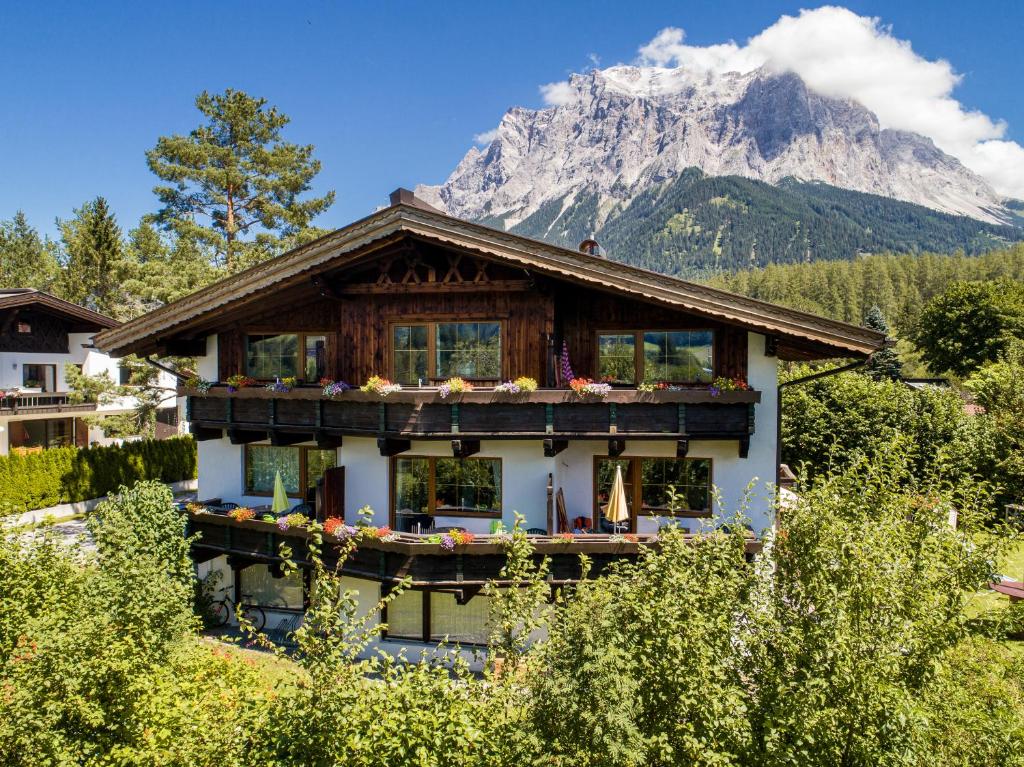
top-left (0, 436), bottom-right (197, 514)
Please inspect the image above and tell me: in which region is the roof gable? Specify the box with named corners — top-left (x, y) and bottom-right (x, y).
top-left (94, 200), bottom-right (885, 359)
top-left (0, 290), bottom-right (118, 332)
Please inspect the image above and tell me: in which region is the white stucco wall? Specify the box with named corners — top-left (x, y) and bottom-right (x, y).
top-left (194, 331), bottom-right (779, 533)
top-left (0, 331), bottom-right (177, 455)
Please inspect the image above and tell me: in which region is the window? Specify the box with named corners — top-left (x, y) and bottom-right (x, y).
top-left (244, 445), bottom-right (337, 497)
top-left (391, 321), bottom-right (502, 384)
top-left (597, 330), bottom-right (714, 384)
top-left (118, 364), bottom-right (133, 386)
top-left (9, 418), bottom-right (74, 450)
top-left (15, 321), bottom-right (31, 334)
top-left (22, 364), bottom-right (56, 392)
top-left (392, 456), bottom-right (502, 521)
top-left (384, 588), bottom-right (490, 644)
top-left (594, 456), bottom-right (712, 527)
top-left (245, 333), bottom-right (328, 381)
top-left (597, 334), bottom-right (637, 384)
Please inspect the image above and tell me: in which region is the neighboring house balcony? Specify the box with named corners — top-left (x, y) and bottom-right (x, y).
top-left (0, 391), bottom-right (98, 416)
top-left (182, 385), bottom-right (761, 458)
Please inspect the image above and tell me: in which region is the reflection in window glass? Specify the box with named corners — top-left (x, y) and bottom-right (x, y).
top-left (394, 457), bottom-right (430, 514)
top-left (640, 458), bottom-right (710, 512)
top-left (392, 325), bottom-right (429, 385)
top-left (434, 458), bottom-right (501, 513)
top-left (598, 334), bottom-right (636, 384)
top-left (241, 565), bottom-right (304, 609)
top-left (305, 448), bottom-right (336, 491)
top-left (246, 334), bottom-right (299, 379)
top-left (435, 322), bottom-right (501, 379)
top-left (595, 458), bottom-right (634, 515)
top-left (643, 331), bottom-right (713, 383)
top-left (304, 335), bottom-right (326, 381)
top-left (245, 445), bottom-right (300, 495)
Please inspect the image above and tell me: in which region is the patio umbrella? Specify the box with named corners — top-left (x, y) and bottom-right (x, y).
top-left (604, 465), bottom-right (629, 532)
top-left (271, 471), bottom-right (289, 515)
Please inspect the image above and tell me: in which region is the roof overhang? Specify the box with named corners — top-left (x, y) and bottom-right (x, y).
top-left (94, 203), bottom-right (885, 359)
top-left (0, 290), bottom-right (119, 332)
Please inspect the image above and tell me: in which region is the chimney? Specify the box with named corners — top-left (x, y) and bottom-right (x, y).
top-left (389, 188), bottom-right (418, 207)
top-left (388, 187), bottom-right (446, 215)
top-left (578, 237), bottom-right (604, 258)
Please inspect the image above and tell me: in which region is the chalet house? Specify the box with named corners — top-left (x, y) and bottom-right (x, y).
top-left (94, 190), bottom-right (885, 648)
top-left (0, 289), bottom-right (177, 455)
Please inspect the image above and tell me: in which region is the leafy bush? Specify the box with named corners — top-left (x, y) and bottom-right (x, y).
top-left (0, 436), bottom-right (196, 514)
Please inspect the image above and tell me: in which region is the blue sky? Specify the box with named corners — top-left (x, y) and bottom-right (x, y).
top-left (1, 1), bottom-right (1022, 238)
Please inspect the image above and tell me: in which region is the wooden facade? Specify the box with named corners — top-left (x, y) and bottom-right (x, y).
top-left (210, 237), bottom-right (749, 387)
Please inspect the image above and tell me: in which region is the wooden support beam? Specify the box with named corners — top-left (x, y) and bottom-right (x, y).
top-left (314, 430), bottom-right (343, 449)
top-left (270, 430), bottom-right (311, 446)
top-left (228, 427), bottom-right (269, 445)
top-left (158, 336), bottom-right (208, 356)
top-left (739, 436), bottom-right (750, 459)
top-left (451, 439), bottom-right (480, 458)
top-left (377, 437), bottom-right (410, 457)
top-left (456, 584), bottom-right (484, 605)
top-left (608, 438), bottom-right (626, 457)
top-left (338, 279), bottom-right (531, 295)
top-left (189, 423), bottom-right (223, 441)
top-left (543, 438), bottom-right (568, 457)
top-left (676, 439), bottom-right (690, 458)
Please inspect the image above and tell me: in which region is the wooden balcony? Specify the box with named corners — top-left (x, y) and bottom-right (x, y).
top-left (183, 385), bottom-right (760, 455)
top-left (0, 392), bottom-right (98, 415)
top-left (186, 510), bottom-right (761, 588)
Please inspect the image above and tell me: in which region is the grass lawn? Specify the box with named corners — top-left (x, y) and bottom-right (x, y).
top-left (200, 634), bottom-right (306, 688)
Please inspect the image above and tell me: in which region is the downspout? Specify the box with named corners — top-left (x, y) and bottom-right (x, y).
top-left (775, 356), bottom-right (872, 487)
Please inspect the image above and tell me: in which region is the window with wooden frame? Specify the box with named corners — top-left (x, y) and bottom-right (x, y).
top-left (593, 456), bottom-right (712, 527)
top-left (391, 456), bottom-right (502, 521)
top-left (382, 588), bottom-right (490, 644)
top-left (389, 320), bottom-right (502, 384)
top-left (245, 333), bottom-right (327, 381)
top-left (244, 445), bottom-right (337, 498)
top-left (22, 363), bottom-right (56, 391)
top-left (596, 330), bottom-right (714, 385)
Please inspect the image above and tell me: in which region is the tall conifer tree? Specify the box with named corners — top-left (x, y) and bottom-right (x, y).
top-left (146, 89), bottom-right (334, 272)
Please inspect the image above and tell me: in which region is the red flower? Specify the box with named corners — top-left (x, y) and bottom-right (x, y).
top-left (323, 517), bottom-right (344, 536)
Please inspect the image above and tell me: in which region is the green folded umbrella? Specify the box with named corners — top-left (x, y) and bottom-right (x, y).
top-left (271, 471), bottom-right (290, 515)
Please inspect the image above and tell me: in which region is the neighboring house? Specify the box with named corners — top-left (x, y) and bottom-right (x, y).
top-left (0, 289), bottom-right (176, 455)
top-left (94, 189), bottom-right (885, 647)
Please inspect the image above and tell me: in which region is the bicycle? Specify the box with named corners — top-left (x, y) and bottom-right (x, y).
top-left (209, 589), bottom-right (267, 632)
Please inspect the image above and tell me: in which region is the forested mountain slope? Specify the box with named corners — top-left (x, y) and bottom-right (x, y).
top-left (509, 170), bottom-right (1024, 277)
top-left (704, 244), bottom-right (1024, 333)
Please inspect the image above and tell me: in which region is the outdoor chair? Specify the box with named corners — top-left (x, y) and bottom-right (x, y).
top-left (286, 502), bottom-right (314, 517)
top-left (265, 612), bottom-right (303, 647)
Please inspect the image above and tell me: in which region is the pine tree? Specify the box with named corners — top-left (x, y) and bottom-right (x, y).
top-left (0, 211), bottom-right (60, 289)
top-left (57, 197), bottom-right (135, 318)
top-left (862, 306), bottom-right (903, 380)
top-left (146, 89), bottom-right (334, 272)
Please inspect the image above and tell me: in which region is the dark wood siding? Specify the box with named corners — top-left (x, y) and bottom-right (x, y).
top-left (555, 286), bottom-right (748, 381)
top-left (209, 238), bottom-right (752, 385)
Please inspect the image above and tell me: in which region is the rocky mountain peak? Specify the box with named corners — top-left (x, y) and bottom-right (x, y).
top-left (416, 65), bottom-right (1008, 229)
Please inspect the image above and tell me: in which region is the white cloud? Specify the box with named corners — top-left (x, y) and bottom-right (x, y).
top-left (539, 80), bottom-right (575, 107)
top-left (633, 6), bottom-right (1024, 198)
top-left (473, 128), bottom-right (500, 145)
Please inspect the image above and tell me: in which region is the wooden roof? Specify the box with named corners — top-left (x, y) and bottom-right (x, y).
top-left (94, 193), bottom-right (885, 359)
top-left (0, 289), bottom-right (119, 332)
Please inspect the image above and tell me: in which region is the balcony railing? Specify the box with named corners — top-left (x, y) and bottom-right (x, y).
top-left (0, 391), bottom-right (98, 414)
top-left (185, 509), bottom-right (761, 588)
top-left (183, 385), bottom-right (760, 455)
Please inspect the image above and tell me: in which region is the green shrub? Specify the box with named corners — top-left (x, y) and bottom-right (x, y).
top-left (0, 436), bottom-right (196, 514)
